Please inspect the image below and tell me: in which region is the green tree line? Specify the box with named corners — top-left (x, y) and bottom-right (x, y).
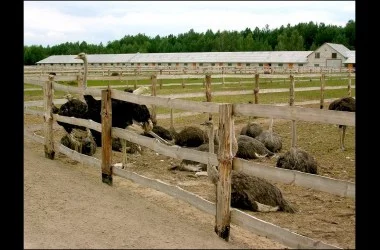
top-left (24, 20), bottom-right (355, 65)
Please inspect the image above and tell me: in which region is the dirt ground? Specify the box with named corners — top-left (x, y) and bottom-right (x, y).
top-left (24, 106), bottom-right (355, 249)
top-left (24, 119), bottom-right (286, 249)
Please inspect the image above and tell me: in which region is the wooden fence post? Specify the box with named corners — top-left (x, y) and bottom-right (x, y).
top-left (215, 103), bottom-right (237, 241)
top-left (43, 74), bottom-right (55, 160)
top-left (254, 73), bottom-right (260, 104)
top-left (222, 67), bottom-right (225, 85)
top-left (151, 74), bottom-right (158, 125)
top-left (348, 72), bottom-right (352, 97)
top-left (101, 88), bottom-right (112, 185)
top-left (289, 75), bottom-right (297, 148)
top-left (320, 73), bottom-right (325, 109)
top-left (181, 77), bottom-right (185, 88)
top-left (134, 69), bottom-right (137, 89)
top-left (205, 74), bottom-right (212, 121)
top-left (159, 69), bottom-right (163, 89)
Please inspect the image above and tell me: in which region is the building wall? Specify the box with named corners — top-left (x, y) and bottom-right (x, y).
top-left (306, 43), bottom-right (347, 67)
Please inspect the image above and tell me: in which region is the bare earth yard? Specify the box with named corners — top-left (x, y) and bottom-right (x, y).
top-left (24, 101), bottom-right (355, 249)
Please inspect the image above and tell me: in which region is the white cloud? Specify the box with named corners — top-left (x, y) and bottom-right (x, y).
top-left (24, 1), bottom-right (355, 46)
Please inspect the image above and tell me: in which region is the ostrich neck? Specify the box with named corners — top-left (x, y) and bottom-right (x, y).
top-left (269, 118), bottom-right (274, 133)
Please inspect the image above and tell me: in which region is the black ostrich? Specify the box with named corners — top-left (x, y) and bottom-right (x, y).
top-left (83, 90), bottom-right (154, 147)
top-left (52, 94), bottom-right (89, 133)
top-left (276, 147), bottom-right (318, 174)
top-left (328, 97), bottom-right (356, 151)
top-left (255, 118), bottom-right (282, 153)
top-left (207, 165), bottom-right (296, 213)
top-left (52, 95), bottom-right (97, 156)
top-left (236, 135), bottom-right (275, 159)
top-left (240, 121), bottom-right (263, 138)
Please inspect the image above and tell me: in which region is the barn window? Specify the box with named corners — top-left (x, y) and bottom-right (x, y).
top-left (168, 63), bottom-right (172, 66)
top-left (211, 63), bottom-right (215, 66)
top-left (314, 64), bottom-right (319, 67)
top-left (332, 53), bottom-right (337, 59)
top-left (184, 63), bottom-right (188, 66)
top-left (71, 63), bottom-right (73, 66)
top-left (315, 52), bottom-right (320, 58)
top-left (259, 63), bottom-right (263, 66)
top-left (91, 63), bottom-right (94, 66)
top-left (158, 63), bottom-right (162, 66)
top-left (228, 63), bottom-right (232, 66)
top-left (278, 63), bottom-right (283, 66)
top-left (131, 63), bottom-right (134, 66)
top-left (111, 63), bottom-right (114, 66)
top-left (122, 63), bottom-right (126, 66)
top-left (145, 63), bottom-right (148, 66)
top-left (199, 63), bottom-right (203, 66)
top-left (298, 64), bottom-right (303, 66)
top-left (246, 63), bottom-right (250, 66)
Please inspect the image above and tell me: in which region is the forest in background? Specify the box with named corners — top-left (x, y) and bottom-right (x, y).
top-left (24, 20), bottom-right (355, 65)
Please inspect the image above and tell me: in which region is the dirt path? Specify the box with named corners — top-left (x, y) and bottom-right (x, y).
top-left (24, 137), bottom-right (286, 249)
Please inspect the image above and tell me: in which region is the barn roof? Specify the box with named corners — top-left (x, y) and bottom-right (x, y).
top-left (325, 43), bottom-right (354, 58)
top-left (344, 51), bottom-right (355, 64)
top-left (36, 51), bottom-right (312, 64)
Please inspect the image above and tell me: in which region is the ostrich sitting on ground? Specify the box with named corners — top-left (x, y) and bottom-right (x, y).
top-left (276, 147), bottom-right (318, 174)
top-left (240, 121), bottom-right (263, 138)
top-left (52, 94), bottom-right (97, 156)
top-left (207, 165), bottom-right (296, 213)
top-left (170, 126), bottom-right (209, 147)
top-left (328, 97), bottom-right (356, 151)
top-left (170, 143), bottom-right (218, 172)
top-left (236, 135), bottom-right (275, 159)
top-left (143, 123), bottom-right (174, 142)
top-left (255, 118), bottom-right (282, 153)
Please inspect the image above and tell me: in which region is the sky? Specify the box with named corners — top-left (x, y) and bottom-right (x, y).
top-left (24, 1), bottom-right (355, 47)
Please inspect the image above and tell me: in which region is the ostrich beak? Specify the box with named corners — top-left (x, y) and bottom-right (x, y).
top-left (74, 56), bottom-right (80, 59)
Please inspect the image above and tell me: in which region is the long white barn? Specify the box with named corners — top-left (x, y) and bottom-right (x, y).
top-left (36, 42), bottom-right (355, 70)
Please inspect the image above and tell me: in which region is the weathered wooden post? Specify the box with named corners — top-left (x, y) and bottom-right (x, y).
top-left (205, 74), bottom-right (212, 121)
top-left (43, 74), bottom-right (55, 160)
top-left (215, 103), bottom-right (237, 241)
top-left (181, 77), bottom-right (185, 88)
top-left (151, 74), bottom-right (158, 125)
top-left (348, 71), bottom-right (352, 97)
top-left (134, 69), bottom-right (137, 89)
top-left (254, 73), bottom-right (260, 104)
top-left (101, 88), bottom-right (112, 185)
top-left (222, 67), bottom-right (225, 85)
top-left (159, 69), bottom-right (163, 89)
top-left (289, 75), bottom-right (297, 148)
top-left (320, 73), bottom-right (325, 109)
top-left (170, 108), bottom-right (174, 131)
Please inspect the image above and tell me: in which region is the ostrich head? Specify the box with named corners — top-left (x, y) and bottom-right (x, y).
top-left (75, 52), bottom-right (87, 61)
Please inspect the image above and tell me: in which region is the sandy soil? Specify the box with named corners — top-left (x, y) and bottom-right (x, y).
top-left (24, 109), bottom-right (355, 249)
top-left (24, 123), bottom-right (286, 248)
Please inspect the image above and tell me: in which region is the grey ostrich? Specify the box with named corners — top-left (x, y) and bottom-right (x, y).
top-left (207, 165), bottom-right (296, 213)
top-left (170, 126), bottom-right (209, 147)
top-left (240, 121), bottom-right (263, 138)
top-left (236, 135), bottom-right (274, 159)
top-left (276, 147), bottom-right (318, 174)
top-left (255, 118), bottom-right (282, 153)
top-left (328, 97), bottom-right (356, 151)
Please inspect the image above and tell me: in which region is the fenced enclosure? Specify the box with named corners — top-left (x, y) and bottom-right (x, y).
top-left (24, 71), bottom-right (355, 249)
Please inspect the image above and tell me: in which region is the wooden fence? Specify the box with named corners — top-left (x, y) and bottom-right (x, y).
top-left (24, 74), bottom-right (355, 249)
